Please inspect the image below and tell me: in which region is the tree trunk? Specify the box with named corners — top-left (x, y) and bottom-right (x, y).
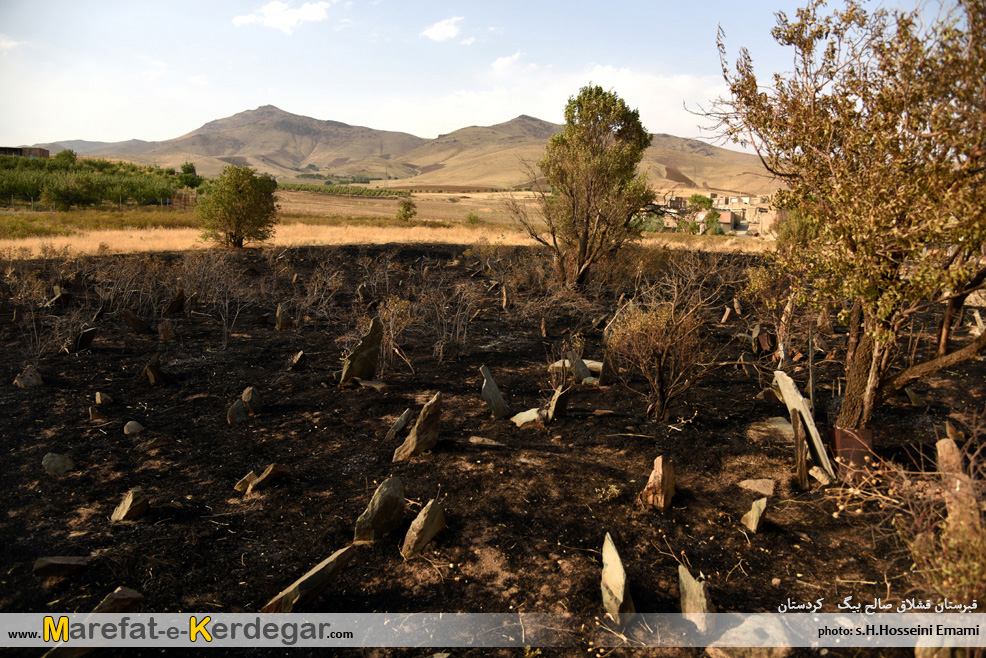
top-left (837, 312), bottom-right (875, 429)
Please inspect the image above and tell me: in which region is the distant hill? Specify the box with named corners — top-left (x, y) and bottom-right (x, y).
top-left (38, 105), bottom-right (779, 195)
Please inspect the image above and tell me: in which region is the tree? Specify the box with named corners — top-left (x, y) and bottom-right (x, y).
top-left (508, 85), bottom-right (655, 288)
top-left (708, 0), bottom-right (986, 429)
top-left (397, 198), bottom-right (417, 222)
top-left (702, 209), bottom-right (724, 235)
top-left (198, 165), bottom-right (279, 248)
top-left (177, 161), bottom-right (203, 189)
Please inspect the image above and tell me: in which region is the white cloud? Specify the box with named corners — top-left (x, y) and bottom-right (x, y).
top-left (233, 1), bottom-right (334, 35)
top-left (460, 36), bottom-right (476, 46)
top-left (420, 17), bottom-right (463, 42)
top-left (0, 34), bottom-right (25, 53)
top-left (189, 76), bottom-right (209, 87)
top-left (491, 51), bottom-right (522, 73)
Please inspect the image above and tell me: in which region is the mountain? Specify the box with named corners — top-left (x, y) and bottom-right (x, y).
top-left (39, 106), bottom-right (778, 195)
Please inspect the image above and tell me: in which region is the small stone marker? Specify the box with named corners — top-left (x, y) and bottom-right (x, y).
top-left (401, 499), bottom-right (446, 558)
top-left (42, 453), bottom-right (75, 476)
top-left (510, 408), bottom-right (543, 428)
top-left (241, 386), bottom-right (262, 415)
top-left (354, 477), bottom-right (406, 542)
top-left (809, 466), bottom-right (833, 487)
top-left (227, 400), bottom-right (249, 424)
top-left (14, 365), bottom-right (43, 389)
top-left (65, 327), bottom-right (97, 353)
top-left (733, 297), bottom-right (743, 316)
top-left (601, 532), bottom-right (635, 626)
top-left (246, 464), bottom-right (288, 495)
top-left (288, 350), bottom-right (306, 371)
top-left (33, 556), bottom-right (91, 579)
top-left (905, 387), bottom-right (926, 407)
top-left (122, 309), bottom-right (153, 335)
top-left (569, 353), bottom-right (592, 383)
top-left (275, 304), bottom-right (292, 331)
top-left (393, 392), bottom-right (442, 462)
top-left (679, 564), bottom-right (715, 634)
top-left (157, 319), bottom-right (176, 342)
top-left (357, 379), bottom-right (388, 392)
top-left (341, 317), bottom-right (383, 384)
top-left (598, 357), bottom-right (617, 386)
top-left (234, 470), bottom-right (259, 493)
top-left (468, 436), bottom-right (507, 448)
top-left (141, 353), bottom-right (170, 387)
top-left (738, 479), bottom-right (775, 497)
top-left (163, 289), bottom-right (185, 315)
top-left (261, 545), bottom-right (357, 613)
top-left (545, 385), bottom-right (571, 424)
top-left (385, 408), bottom-right (413, 442)
top-left (111, 488), bottom-right (149, 522)
top-left (92, 586), bottom-right (144, 613)
top-left (639, 456), bottom-right (675, 512)
top-left (95, 392), bottom-right (112, 405)
top-left (480, 365), bottom-right (510, 419)
top-left (771, 371), bottom-right (835, 479)
top-left (123, 421), bottom-right (145, 435)
top-left (741, 497), bottom-right (768, 533)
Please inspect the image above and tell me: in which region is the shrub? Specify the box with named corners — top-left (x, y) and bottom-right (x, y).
top-left (396, 199), bottom-right (417, 223)
top-left (466, 212), bottom-right (481, 225)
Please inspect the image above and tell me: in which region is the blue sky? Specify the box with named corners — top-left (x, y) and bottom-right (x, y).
top-left (0, 1), bottom-right (811, 147)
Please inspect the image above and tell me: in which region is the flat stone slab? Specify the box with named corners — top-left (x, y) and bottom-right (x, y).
top-left (246, 463), bottom-right (288, 495)
top-left (341, 316), bottom-right (383, 384)
top-left (393, 392), bottom-right (442, 462)
top-left (92, 586), bottom-right (144, 613)
top-left (467, 436), bottom-right (507, 448)
top-left (234, 470), bottom-right (259, 493)
top-left (354, 477), bottom-right (406, 542)
top-left (741, 497), bottom-right (768, 533)
top-left (601, 532), bottom-right (635, 626)
top-left (679, 564), bottom-right (715, 634)
top-left (738, 479), bottom-right (775, 497)
top-left (34, 556), bottom-right (91, 579)
top-left (480, 365), bottom-right (509, 419)
top-left (95, 392), bottom-right (113, 405)
top-left (385, 408), bottom-right (413, 442)
top-left (357, 379), bottom-right (388, 392)
top-left (261, 545), bottom-right (357, 613)
top-left (510, 408), bottom-right (543, 429)
top-left (401, 499), bottom-right (446, 558)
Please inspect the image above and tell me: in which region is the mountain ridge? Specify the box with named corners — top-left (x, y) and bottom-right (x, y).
top-left (36, 105), bottom-right (778, 194)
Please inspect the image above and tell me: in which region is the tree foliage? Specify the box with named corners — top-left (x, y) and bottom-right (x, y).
top-left (708, 0), bottom-right (986, 428)
top-left (508, 85), bottom-right (655, 288)
top-left (198, 165), bottom-right (279, 248)
top-left (397, 198), bottom-right (417, 222)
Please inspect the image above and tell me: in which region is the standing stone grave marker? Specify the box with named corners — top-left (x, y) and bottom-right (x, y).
top-left (601, 532), bottom-right (635, 626)
top-left (741, 497), bottom-right (768, 533)
top-left (679, 564), bottom-right (715, 634)
top-left (111, 488), bottom-right (149, 522)
top-left (246, 464), bottom-right (288, 495)
top-left (480, 365), bottom-right (510, 419)
top-left (354, 477), bottom-right (406, 542)
top-left (394, 392), bottom-right (442, 462)
top-left (341, 316), bottom-right (383, 385)
top-left (261, 545), bottom-right (357, 613)
top-left (545, 385), bottom-right (572, 424)
top-left (385, 408), bottom-right (413, 442)
top-left (401, 499), bottom-right (446, 558)
top-left (639, 456), bottom-right (675, 512)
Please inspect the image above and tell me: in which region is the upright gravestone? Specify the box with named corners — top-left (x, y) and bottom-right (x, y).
top-left (341, 317), bottom-right (383, 385)
top-left (601, 532), bottom-right (635, 626)
top-left (354, 477), bottom-right (406, 542)
top-left (480, 365), bottom-right (509, 419)
top-left (393, 392), bottom-right (442, 462)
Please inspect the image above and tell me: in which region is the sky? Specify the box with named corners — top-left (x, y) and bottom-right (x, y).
top-left (0, 0), bottom-right (814, 148)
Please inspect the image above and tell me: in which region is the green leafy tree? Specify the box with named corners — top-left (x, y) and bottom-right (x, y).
top-left (397, 198), bottom-right (417, 222)
top-left (703, 209), bottom-right (724, 235)
top-left (52, 149), bottom-right (78, 167)
top-left (198, 165), bottom-right (279, 248)
top-left (508, 85), bottom-right (655, 288)
top-left (708, 0), bottom-right (986, 429)
top-left (177, 161), bottom-right (204, 189)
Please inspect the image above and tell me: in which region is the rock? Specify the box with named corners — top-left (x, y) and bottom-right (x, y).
top-left (679, 564), bottom-right (715, 634)
top-left (809, 466), bottom-right (833, 486)
top-left (163, 289), bottom-right (185, 315)
top-left (741, 497), bottom-right (768, 533)
top-left (772, 371), bottom-right (835, 480)
top-left (721, 306), bottom-right (733, 324)
top-left (354, 477), bottom-right (406, 542)
top-left (905, 387), bottom-right (926, 407)
top-left (89, 404), bottom-right (108, 420)
top-left (123, 421), bottom-right (145, 435)
top-left (288, 350), bottom-right (306, 371)
top-left (569, 353), bottom-right (593, 383)
top-left (545, 385), bottom-right (571, 424)
top-left (733, 297), bottom-right (743, 316)
top-left (33, 556), bottom-right (91, 579)
top-left (157, 319), bottom-right (176, 342)
top-left (65, 327), bottom-right (97, 353)
top-left (121, 309), bottom-right (153, 335)
top-left (601, 532), bottom-right (635, 626)
top-left (401, 499), bottom-right (446, 558)
top-left (706, 617), bottom-right (793, 658)
top-left (598, 357), bottom-right (618, 386)
top-left (341, 317), bottom-right (383, 384)
top-left (385, 408), bottom-right (413, 442)
top-left (92, 586), bottom-right (144, 613)
top-left (241, 387), bottom-right (262, 415)
top-left (468, 436), bottom-right (507, 448)
top-left (393, 392), bottom-right (442, 462)
top-left (141, 353), bottom-right (170, 387)
top-left (43, 453), bottom-right (75, 476)
top-left (510, 408), bottom-right (543, 429)
top-left (738, 479), bottom-right (775, 497)
top-left (111, 488), bottom-right (149, 522)
top-left (480, 365), bottom-right (510, 419)
top-left (136, 437), bottom-right (168, 452)
top-left (275, 304), bottom-right (293, 331)
top-left (357, 379), bottom-right (388, 392)
top-left (246, 463), bottom-right (288, 495)
top-left (261, 545), bottom-right (357, 613)
top-left (227, 400), bottom-right (249, 425)
top-left (95, 392), bottom-right (112, 405)
top-left (639, 456), bottom-right (675, 512)
top-left (234, 470), bottom-right (259, 493)
top-left (14, 365), bottom-right (43, 389)
top-left (582, 376), bottom-right (599, 386)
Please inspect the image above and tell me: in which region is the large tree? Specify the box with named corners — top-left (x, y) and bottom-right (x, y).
top-left (509, 85), bottom-right (655, 289)
top-left (709, 0), bottom-right (986, 429)
top-left (199, 165), bottom-right (279, 248)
